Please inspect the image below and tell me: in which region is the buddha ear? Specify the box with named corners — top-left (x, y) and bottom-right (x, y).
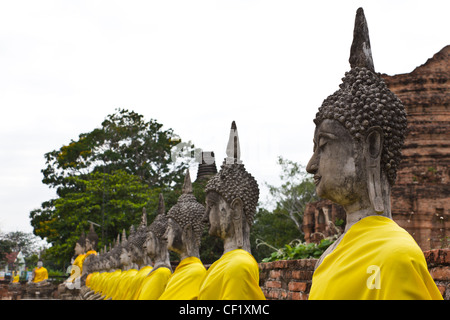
top-left (231, 198), bottom-right (244, 220)
top-left (183, 224), bottom-right (194, 252)
top-left (231, 198), bottom-right (244, 248)
top-left (364, 126), bottom-right (384, 214)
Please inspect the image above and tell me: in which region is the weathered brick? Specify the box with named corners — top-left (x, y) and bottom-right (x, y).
top-left (265, 280), bottom-right (282, 289)
top-left (291, 270), bottom-right (313, 280)
top-left (288, 281), bottom-right (307, 292)
top-left (429, 267), bottom-right (450, 281)
top-left (291, 291), bottom-right (308, 300)
top-left (269, 270), bottom-right (282, 280)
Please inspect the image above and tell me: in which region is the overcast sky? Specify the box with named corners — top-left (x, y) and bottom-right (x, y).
top-left (0, 0), bottom-right (448, 235)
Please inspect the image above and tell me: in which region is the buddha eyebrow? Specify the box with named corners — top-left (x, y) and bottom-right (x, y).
top-left (318, 132), bottom-right (338, 140)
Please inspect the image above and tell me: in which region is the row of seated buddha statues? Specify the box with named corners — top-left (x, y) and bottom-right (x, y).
top-left (73, 120), bottom-right (265, 300)
top-left (62, 7), bottom-right (443, 300)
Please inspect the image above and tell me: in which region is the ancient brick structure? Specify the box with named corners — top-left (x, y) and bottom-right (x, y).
top-left (259, 259), bottom-right (316, 300)
top-left (382, 45), bottom-right (449, 250)
top-left (302, 200), bottom-right (346, 243)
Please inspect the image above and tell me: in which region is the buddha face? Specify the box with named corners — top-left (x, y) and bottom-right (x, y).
top-left (85, 239), bottom-right (94, 251)
top-left (205, 191), bottom-right (233, 239)
top-left (74, 243), bottom-right (84, 256)
top-left (129, 242), bottom-right (144, 264)
top-left (306, 119), bottom-right (368, 208)
top-left (166, 218), bottom-right (183, 254)
top-left (143, 231), bottom-right (158, 258)
top-left (120, 248), bottom-right (130, 266)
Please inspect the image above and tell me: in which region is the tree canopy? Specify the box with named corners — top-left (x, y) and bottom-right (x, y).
top-left (30, 109), bottom-right (195, 269)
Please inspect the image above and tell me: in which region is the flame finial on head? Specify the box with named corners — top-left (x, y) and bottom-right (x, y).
top-left (349, 7), bottom-right (375, 72)
top-left (182, 170), bottom-right (193, 194)
top-left (225, 121), bottom-right (242, 165)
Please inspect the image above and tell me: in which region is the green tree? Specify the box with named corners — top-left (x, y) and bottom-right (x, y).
top-left (41, 108), bottom-right (193, 195)
top-left (32, 170), bottom-right (163, 269)
top-left (265, 156), bottom-right (318, 235)
top-left (252, 157), bottom-right (318, 262)
top-left (0, 232), bottom-right (47, 270)
top-left (251, 208), bottom-right (301, 262)
top-left (30, 109), bottom-right (195, 270)
top-left (0, 239), bottom-right (13, 263)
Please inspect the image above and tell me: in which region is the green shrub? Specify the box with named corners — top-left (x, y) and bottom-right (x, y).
top-left (261, 238), bottom-right (335, 262)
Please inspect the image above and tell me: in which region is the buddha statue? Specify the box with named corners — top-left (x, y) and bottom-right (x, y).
top-left (137, 194), bottom-right (172, 300)
top-left (101, 234), bottom-right (123, 300)
top-left (307, 8), bottom-right (442, 300)
top-left (158, 171), bottom-right (207, 300)
top-left (124, 208), bottom-right (154, 300)
top-left (83, 252), bottom-right (108, 300)
top-left (65, 231), bottom-right (86, 287)
top-left (30, 260), bottom-right (48, 285)
top-left (198, 121), bottom-right (265, 300)
top-left (85, 223), bottom-right (99, 258)
top-left (78, 253), bottom-right (99, 300)
top-left (110, 229), bottom-right (139, 300)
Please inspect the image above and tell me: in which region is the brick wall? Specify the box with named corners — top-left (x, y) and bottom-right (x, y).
top-left (259, 259), bottom-right (316, 300)
top-left (259, 248), bottom-right (449, 300)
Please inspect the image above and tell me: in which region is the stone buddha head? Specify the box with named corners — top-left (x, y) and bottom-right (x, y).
top-left (118, 229), bottom-right (132, 268)
top-left (86, 223), bottom-right (99, 252)
top-left (128, 209), bottom-right (151, 267)
top-left (166, 171), bottom-right (206, 260)
top-left (75, 231), bottom-right (86, 256)
top-left (143, 194), bottom-right (171, 269)
top-left (204, 121), bottom-right (259, 253)
top-left (306, 8), bottom-right (407, 222)
top-left (108, 234), bottom-right (122, 270)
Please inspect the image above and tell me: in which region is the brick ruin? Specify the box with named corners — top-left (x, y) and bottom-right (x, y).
top-left (303, 45), bottom-right (449, 251)
top-left (383, 45), bottom-right (449, 250)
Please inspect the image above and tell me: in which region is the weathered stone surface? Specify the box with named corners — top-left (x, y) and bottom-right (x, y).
top-left (349, 7), bottom-right (375, 72)
top-left (381, 45), bottom-right (450, 250)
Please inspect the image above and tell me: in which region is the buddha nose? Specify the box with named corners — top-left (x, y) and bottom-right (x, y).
top-left (306, 152), bottom-right (318, 175)
top-left (202, 209), bottom-right (211, 226)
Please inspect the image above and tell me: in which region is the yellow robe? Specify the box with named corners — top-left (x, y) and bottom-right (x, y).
top-left (125, 266), bottom-right (153, 300)
top-left (309, 216), bottom-right (443, 300)
top-left (67, 254), bottom-right (86, 282)
top-left (159, 256), bottom-right (206, 300)
top-left (137, 267), bottom-right (172, 300)
top-left (112, 269), bottom-right (138, 300)
top-left (85, 250), bottom-right (97, 257)
top-left (198, 249), bottom-right (266, 300)
top-left (86, 271), bottom-right (98, 288)
top-left (103, 270), bottom-right (122, 299)
top-left (33, 267), bottom-right (48, 283)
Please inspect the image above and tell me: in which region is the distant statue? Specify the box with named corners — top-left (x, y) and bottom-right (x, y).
top-left (65, 231), bottom-right (86, 287)
top-left (198, 121), bottom-right (265, 300)
top-left (159, 171), bottom-right (207, 300)
top-left (100, 234), bottom-right (123, 300)
top-left (85, 223), bottom-right (99, 258)
top-left (110, 229), bottom-right (139, 300)
top-left (123, 209), bottom-right (154, 300)
top-left (306, 8), bottom-right (442, 300)
top-left (30, 260), bottom-right (48, 285)
top-left (137, 194), bottom-right (172, 300)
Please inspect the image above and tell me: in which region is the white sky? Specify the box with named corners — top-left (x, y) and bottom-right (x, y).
top-left (0, 0), bottom-right (448, 234)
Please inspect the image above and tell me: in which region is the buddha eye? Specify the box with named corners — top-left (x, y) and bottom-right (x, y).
top-left (318, 138), bottom-right (328, 150)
